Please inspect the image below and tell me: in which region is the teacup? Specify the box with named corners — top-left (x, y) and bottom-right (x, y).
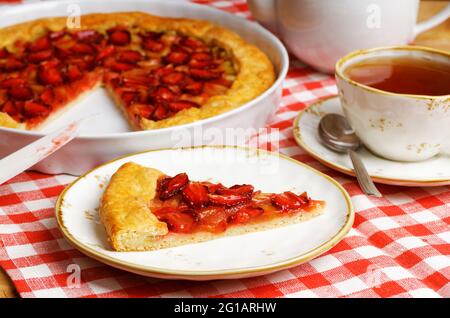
top-left (248, 0), bottom-right (450, 73)
top-left (335, 46), bottom-right (450, 162)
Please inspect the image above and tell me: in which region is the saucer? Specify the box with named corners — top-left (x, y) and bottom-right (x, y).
top-left (293, 96), bottom-right (450, 187)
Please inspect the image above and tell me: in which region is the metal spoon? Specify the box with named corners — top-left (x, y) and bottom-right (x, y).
top-left (319, 113), bottom-right (382, 197)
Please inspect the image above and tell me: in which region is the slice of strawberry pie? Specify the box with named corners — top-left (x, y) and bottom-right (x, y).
top-left (99, 162), bottom-right (325, 252)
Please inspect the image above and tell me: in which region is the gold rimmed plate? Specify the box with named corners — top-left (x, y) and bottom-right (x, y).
top-left (293, 96), bottom-right (450, 187)
top-left (55, 146), bottom-right (353, 280)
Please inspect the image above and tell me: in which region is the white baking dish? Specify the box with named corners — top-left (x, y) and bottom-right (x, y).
top-left (0, 0), bottom-right (289, 175)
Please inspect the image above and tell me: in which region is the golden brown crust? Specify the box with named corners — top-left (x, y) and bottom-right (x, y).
top-left (99, 162), bottom-right (168, 251)
top-left (0, 12), bottom-right (276, 131)
top-left (100, 162), bottom-right (325, 252)
top-left (0, 112), bottom-right (23, 129)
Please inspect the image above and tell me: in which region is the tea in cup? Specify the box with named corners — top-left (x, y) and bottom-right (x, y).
top-left (335, 46), bottom-right (450, 162)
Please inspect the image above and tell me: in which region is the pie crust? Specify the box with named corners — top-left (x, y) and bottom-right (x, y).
top-left (0, 12), bottom-right (275, 130)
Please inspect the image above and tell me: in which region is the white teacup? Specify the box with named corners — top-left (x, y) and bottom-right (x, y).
top-left (335, 46), bottom-right (450, 162)
top-left (248, 0), bottom-right (450, 73)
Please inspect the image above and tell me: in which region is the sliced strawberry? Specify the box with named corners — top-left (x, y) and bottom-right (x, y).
top-left (188, 59), bottom-right (213, 69)
top-left (2, 101), bottom-right (18, 117)
top-left (23, 101), bottom-right (49, 117)
top-left (202, 182), bottom-right (226, 194)
top-left (96, 45), bottom-right (115, 61)
top-left (0, 48), bottom-right (9, 59)
top-left (151, 104), bottom-right (170, 120)
top-left (2, 58), bottom-right (26, 72)
top-left (164, 47), bottom-right (189, 65)
top-left (27, 49), bottom-right (53, 63)
top-left (150, 86), bottom-right (176, 102)
top-left (39, 88), bottom-right (54, 104)
top-left (0, 78), bottom-right (25, 89)
top-left (161, 71), bottom-right (184, 85)
top-left (55, 47), bottom-right (71, 59)
top-left (190, 68), bottom-right (221, 80)
top-left (117, 50), bottom-right (142, 64)
top-left (121, 91), bottom-right (138, 106)
top-left (197, 206), bottom-right (227, 233)
top-left (182, 80), bottom-right (203, 95)
top-left (159, 173), bottom-right (189, 200)
top-left (230, 207), bottom-right (264, 224)
top-left (71, 43), bottom-right (95, 55)
top-left (66, 64), bottom-right (82, 82)
top-left (70, 55), bottom-right (96, 72)
top-left (142, 37), bottom-right (165, 52)
top-left (168, 100), bottom-right (199, 112)
top-left (191, 52), bottom-right (211, 62)
top-left (28, 36), bottom-right (51, 52)
top-left (129, 103), bottom-right (154, 119)
top-left (158, 212), bottom-right (196, 233)
top-left (153, 206), bottom-right (190, 217)
top-left (121, 74), bottom-right (150, 87)
top-left (180, 37), bottom-right (205, 50)
top-left (108, 28), bottom-right (131, 46)
top-left (271, 191), bottom-right (309, 211)
top-left (218, 184), bottom-right (254, 197)
top-left (208, 193), bottom-right (250, 207)
top-left (109, 61), bottom-right (134, 72)
top-left (48, 30), bottom-right (65, 40)
top-left (182, 182), bottom-right (209, 208)
top-left (74, 30), bottom-right (103, 43)
top-left (38, 65), bottom-right (63, 86)
top-left (8, 86), bottom-right (33, 101)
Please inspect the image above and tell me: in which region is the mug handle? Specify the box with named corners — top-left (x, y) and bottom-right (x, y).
top-left (413, 3), bottom-right (450, 37)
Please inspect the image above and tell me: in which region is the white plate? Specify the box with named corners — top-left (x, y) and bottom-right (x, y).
top-left (293, 96), bottom-right (450, 187)
top-left (0, 0), bottom-right (289, 175)
top-left (56, 146), bottom-right (354, 280)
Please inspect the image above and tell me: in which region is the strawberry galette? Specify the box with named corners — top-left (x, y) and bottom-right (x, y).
top-left (0, 12), bottom-right (275, 131)
top-left (100, 162), bottom-right (325, 251)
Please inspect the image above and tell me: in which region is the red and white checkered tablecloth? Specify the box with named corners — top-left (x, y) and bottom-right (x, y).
top-left (0, 0), bottom-right (449, 298)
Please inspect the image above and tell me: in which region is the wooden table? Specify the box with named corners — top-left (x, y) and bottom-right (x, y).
top-left (0, 0), bottom-right (449, 298)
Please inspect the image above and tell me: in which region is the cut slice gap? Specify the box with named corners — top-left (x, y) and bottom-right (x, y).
top-left (39, 86), bottom-right (132, 134)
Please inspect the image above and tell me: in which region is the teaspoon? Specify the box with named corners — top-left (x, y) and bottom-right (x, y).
top-left (318, 113), bottom-right (382, 197)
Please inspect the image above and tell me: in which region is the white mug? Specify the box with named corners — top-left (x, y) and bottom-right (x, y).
top-left (335, 46), bottom-right (450, 162)
top-left (248, 0), bottom-right (450, 73)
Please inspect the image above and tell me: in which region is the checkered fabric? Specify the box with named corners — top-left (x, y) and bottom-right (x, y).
top-left (0, 0), bottom-right (449, 298)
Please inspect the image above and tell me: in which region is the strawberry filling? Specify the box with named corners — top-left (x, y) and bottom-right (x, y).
top-left (0, 25), bottom-right (237, 128)
top-left (151, 173), bottom-right (317, 234)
